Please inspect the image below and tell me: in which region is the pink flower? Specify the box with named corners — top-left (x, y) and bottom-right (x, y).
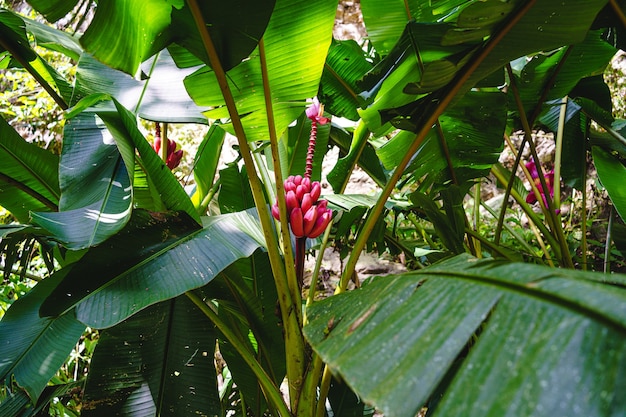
top-left (272, 175), bottom-right (332, 238)
top-left (154, 137), bottom-right (183, 170)
top-left (305, 97), bottom-right (329, 125)
top-left (525, 160), bottom-right (555, 208)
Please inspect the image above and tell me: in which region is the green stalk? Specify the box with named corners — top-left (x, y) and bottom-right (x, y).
top-left (185, 291), bottom-right (291, 417)
top-left (554, 96), bottom-right (567, 208)
top-left (187, 2), bottom-right (303, 413)
top-left (505, 64), bottom-right (573, 268)
top-left (605, 207), bottom-right (613, 273)
top-left (581, 170), bottom-right (588, 271)
top-left (257, 39), bottom-right (302, 324)
top-left (257, 38), bottom-right (306, 410)
top-left (338, 0), bottom-right (539, 289)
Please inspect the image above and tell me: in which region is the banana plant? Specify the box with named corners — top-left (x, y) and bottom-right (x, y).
top-left (1, 1), bottom-right (626, 416)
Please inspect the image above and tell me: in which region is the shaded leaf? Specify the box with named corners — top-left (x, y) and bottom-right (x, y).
top-left (0, 271), bottom-right (85, 402)
top-left (40, 209), bottom-right (265, 329)
top-left (319, 39), bottom-right (372, 121)
top-left (593, 146), bottom-right (626, 223)
top-left (0, 116), bottom-right (59, 222)
top-left (81, 296), bottom-right (220, 417)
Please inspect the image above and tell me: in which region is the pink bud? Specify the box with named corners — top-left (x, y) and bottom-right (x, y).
top-left (153, 137), bottom-right (162, 153)
top-left (303, 205), bottom-right (318, 236)
top-left (271, 203), bottom-right (280, 220)
top-left (284, 180), bottom-right (296, 192)
top-left (310, 182), bottom-right (321, 202)
top-left (308, 210), bottom-right (332, 238)
top-left (301, 193), bottom-right (313, 214)
top-left (290, 207), bottom-right (304, 237)
top-left (286, 191), bottom-right (298, 212)
top-left (167, 149), bottom-right (183, 169)
top-left (301, 177), bottom-right (311, 191)
top-left (296, 184), bottom-right (306, 201)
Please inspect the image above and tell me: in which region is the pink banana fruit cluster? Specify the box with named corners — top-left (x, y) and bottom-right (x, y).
top-left (272, 175), bottom-right (332, 239)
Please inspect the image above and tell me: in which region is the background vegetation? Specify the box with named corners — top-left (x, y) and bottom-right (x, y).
top-left (2, 1), bottom-right (626, 416)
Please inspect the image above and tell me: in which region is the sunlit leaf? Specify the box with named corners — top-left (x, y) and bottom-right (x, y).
top-left (305, 255), bottom-right (626, 417)
top-left (31, 113), bottom-right (133, 249)
top-left (184, 0), bottom-right (337, 142)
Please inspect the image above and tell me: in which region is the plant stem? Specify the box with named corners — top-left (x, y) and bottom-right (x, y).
top-left (187, 2), bottom-right (303, 412)
top-left (257, 38), bottom-right (306, 410)
top-left (185, 291), bottom-right (291, 417)
top-left (605, 207), bottom-right (614, 273)
top-left (295, 237), bottom-right (306, 287)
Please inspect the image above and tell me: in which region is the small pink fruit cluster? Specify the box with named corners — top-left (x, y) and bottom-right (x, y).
top-left (153, 137), bottom-right (183, 170)
top-left (272, 175), bottom-right (332, 238)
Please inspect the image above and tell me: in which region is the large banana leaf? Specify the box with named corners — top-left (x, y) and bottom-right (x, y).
top-left (362, 0), bottom-right (608, 132)
top-left (0, 116), bottom-right (59, 223)
top-left (304, 254), bottom-right (626, 417)
top-left (26, 0), bottom-right (78, 23)
top-left (39, 209), bottom-right (265, 329)
top-left (30, 113), bottom-right (133, 250)
top-left (78, 0), bottom-right (275, 75)
top-left (207, 253), bottom-right (286, 415)
top-left (81, 296), bottom-right (220, 417)
top-left (73, 50), bottom-right (208, 123)
top-left (319, 39), bottom-right (373, 121)
top-left (0, 270), bottom-right (85, 402)
top-left (184, 0), bottom-right (337, 143)
top-left (512, 30), bottom-right (616, 114)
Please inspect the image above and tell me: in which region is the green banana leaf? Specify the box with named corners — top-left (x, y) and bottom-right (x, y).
top-left (0, 9), bottom-right (73, 105)
top-left (304, 254), bottom-right (626, 417)
top-left (81, 296), bottom-right (220, 417)
top-left (73, 50), bottom-right (209, 123)
top-left (39, 209), bottom-right (265, 329)
top-left (191, 124), bottom-right (226, 209)
top-left (0, 116), bottom-right (59, 223)
top-left (0, 270), bottom-right (86, 402)
top-left (207, 253), bottom-right (285, 415)
top-left (78, 0), bottom-right (275, 75)
top-left (184, 0), bottom-right (337, 143)
top-left (30, 113), bottom-right (133, 250)
top-left (512, 30), bottom-right (616, 116)
top-left (319, 39), bottom-right (373, 121)
top-left (593, 146), bottom-right (626, 223)
top-left (364, 0), bottom-right (608, 133)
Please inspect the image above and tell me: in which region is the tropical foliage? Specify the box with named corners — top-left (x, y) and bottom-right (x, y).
top-left (2, 0), bottom-right (626, 416)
